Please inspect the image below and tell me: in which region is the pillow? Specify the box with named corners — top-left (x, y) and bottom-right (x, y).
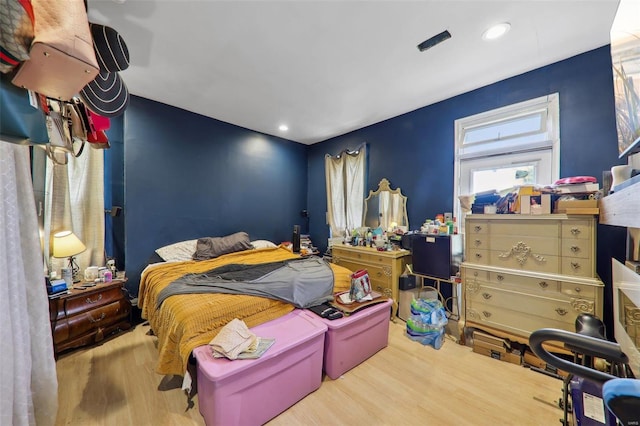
top-left (193, 232), bottom-right (253, 261)
top-left (155, 239), bottom-right (198, 263)
top-left (251, 240), bottom-right (277, 249)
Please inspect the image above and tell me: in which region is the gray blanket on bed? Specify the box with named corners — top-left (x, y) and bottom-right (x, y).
top-left (155, 256), bottom-right (335, 309)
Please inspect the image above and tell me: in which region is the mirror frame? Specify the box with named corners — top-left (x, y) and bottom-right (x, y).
top-left (363, 178), bottom-right (409, 231)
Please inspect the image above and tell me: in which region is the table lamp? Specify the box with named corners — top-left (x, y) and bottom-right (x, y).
top-left (52, 230), bottom-right (86, 283)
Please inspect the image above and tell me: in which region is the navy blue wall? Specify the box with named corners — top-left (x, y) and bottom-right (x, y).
top-left (123, 96), bottom-right (308, 297)
top-left (307, 46), bottom-right (627, 335)
top-left (308, 46), bottom-right (621, 244)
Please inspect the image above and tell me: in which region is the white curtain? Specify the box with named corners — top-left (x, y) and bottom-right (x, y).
top-left (0, 142), bottom-right (58, 426)
top-left (44, 147), bottom-right (104, 277)
top-left (325, 144), bottom-right (367, 237)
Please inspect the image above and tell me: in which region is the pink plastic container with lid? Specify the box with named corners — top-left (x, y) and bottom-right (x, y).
top-left (194, 310), bottom-right (327, 426)
top-left (305, 298), bottom-right (392, 379)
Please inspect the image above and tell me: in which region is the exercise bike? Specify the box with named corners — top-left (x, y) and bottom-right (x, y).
top-left (530, 318), bottom-right (639, 426)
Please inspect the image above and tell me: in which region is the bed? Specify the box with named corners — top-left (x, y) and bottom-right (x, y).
top-left (138, 241), bottom-right (352, 376)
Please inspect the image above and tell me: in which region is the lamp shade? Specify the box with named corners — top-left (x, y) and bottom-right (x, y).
top-left (52, 231), bottom-right (86, 258)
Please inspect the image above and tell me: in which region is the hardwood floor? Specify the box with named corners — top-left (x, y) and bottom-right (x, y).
top-left (55, 319), bottom-right (565, 425)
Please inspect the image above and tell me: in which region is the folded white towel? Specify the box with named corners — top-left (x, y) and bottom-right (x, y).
top-left (209, 318), bottom-right (258, 360)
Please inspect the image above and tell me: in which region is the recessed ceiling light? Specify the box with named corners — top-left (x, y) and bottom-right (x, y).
top-left (482, 22), bottom-right (511, 41)
top-left (278, 124), bottom-right (289, 132)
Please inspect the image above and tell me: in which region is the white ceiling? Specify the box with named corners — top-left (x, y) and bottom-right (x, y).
top-left (87, 0), bottom-right (621, 145)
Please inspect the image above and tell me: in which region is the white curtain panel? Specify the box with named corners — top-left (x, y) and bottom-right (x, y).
top-left (325, 145), bottom-right (366, 237)
top-left (0, 142), bottom-right (58, 426)
top-left (45, 148), bottom-right (105, 276)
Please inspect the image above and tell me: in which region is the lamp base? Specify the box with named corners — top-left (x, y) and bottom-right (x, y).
top-left (68, 256), bottom-right (81, 283)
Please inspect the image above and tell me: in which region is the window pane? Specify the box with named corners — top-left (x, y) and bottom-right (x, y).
top-left (471, 164), bottom-right (537, 193)
top-left (464, 113), bottom-right (544, 145)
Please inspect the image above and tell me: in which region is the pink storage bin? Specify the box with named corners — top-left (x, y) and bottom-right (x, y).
top-left (194, 310), bottom-right (327, 426)
top-left (306, 298), bottom-right (392, 379)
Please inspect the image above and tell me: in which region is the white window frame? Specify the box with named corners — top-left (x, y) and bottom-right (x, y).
top-left (453, 94), bottom-right (560, 229)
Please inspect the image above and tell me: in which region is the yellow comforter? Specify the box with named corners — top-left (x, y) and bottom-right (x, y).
top-left (139, 246), bottom-right (352, 376)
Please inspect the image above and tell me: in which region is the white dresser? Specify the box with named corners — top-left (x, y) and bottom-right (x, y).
top-left (461, 214), bottom-right (604, 345)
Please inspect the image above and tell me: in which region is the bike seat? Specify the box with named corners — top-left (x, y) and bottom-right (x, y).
top-left (575, 313), bottom-right (606, 340)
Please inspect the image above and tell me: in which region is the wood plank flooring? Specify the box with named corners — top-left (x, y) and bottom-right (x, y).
top-left (55, 319), bottom-right (565, 425)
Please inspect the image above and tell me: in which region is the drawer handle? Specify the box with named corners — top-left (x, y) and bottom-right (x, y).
top-left (474, 239), bottom-right (481, 247)
top-left (571, 262), bottom-right (581, 270)
top-left (575, 287), bottom-right (581, 293)
top-left (89, 312), bottom-right (106, 323)
top-left (496, 274), bottom-right (504, 281)
top-left (482, 292), bottom-right (492, 300)
top-left (538, 281), bottom-right (548, 289)
top-left (571, 227), bottom-right (581, 236)
top-left (570, 245), bottom-right (580, 253)
top-left (473, 271), bottom-right (478, 277)
top-left (85, 294), bottom-right (103, 304)
top-left (474, 225), bottom-right (482, 233)
top-left (376, 271), bottom-right (383, 278)
top-left (475, 253), bottom-right (482, 259)
top-left (482, 311), bottom-right (491, 318)
top-left (555, 308), bottom-right (568, 316)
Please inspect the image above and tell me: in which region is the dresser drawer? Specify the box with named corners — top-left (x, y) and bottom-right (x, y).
top-left (466, 235), bottom-right (489, 252)
top-left (561, 257), bottom-right (593, 278)
top-left (491, 235), bottom-right (559, 256)
top-left (466, 249), bottom-right (489, 265)
top-left (467, 220), bottom-right (489, 235)
top-left (489, 220), bottom-right (560, 239)
top-left (462, 267), bottom-right (490, 286)
top-left (332, 248), bottom-right (393, 266)
top-left (64, 286), bottom-right (125, 317)
top-left (561, 239), bottom-right (591, 259)
top-left (488, 271), bottom-right (560, 294)
top-left (560, 281), bottom-right (597, 299)
top-left (466, 302), bottom-right (577, 337)
top-left (467, 284), bottom-right (591, 320)
top-left (336, 258), bottom-right (391, 284)
top-left (562, 220), bottom-right (592, 240)
top-left (53, 299), bottom-right (130, 343)
top-left (490, 250), bottom-right (559, 274)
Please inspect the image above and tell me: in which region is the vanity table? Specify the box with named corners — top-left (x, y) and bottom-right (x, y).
top-left (331, 178), bottom-right (411, 318)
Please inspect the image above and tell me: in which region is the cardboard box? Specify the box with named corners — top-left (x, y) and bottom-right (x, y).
top-left (472, 345), bottom-right (522, 365)
top-left (519, 194), bottom-right (551, 214)
top-left (522, 350), bottom-right (568, 378)
top-left (554, 199), bottom-right (598, 214)
top-left (473, 330), bottom-right (510, 351)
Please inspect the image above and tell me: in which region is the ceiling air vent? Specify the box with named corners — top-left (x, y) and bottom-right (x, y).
top-left (417, 30), bottom-right (452, 52)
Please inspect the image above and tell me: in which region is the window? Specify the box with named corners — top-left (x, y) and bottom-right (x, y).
top-left (454, 94), bottom-right (560, 225)
top-left (325, 144), bottom-right (367, 241)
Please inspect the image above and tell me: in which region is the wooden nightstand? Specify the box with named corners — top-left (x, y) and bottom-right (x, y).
top-left (48, 278), bottom-right (131, 356)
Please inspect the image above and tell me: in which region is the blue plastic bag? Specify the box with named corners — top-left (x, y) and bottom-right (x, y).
top-left (405, 298), bottom-right (448, 349)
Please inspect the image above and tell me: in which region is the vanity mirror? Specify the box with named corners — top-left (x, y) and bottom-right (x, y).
top-left (363, 178), bottom-right (409, 231)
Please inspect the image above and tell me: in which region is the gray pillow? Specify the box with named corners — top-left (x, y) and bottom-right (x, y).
top-left (193, 232), bottom-right (253, 261)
